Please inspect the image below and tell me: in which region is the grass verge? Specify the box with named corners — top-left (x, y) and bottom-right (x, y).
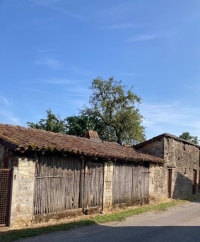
top-left (0, 198), bottom-right (194, 242)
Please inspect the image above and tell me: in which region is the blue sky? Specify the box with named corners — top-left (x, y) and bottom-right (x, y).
top-left (1, 0), bottom-right (200, 140)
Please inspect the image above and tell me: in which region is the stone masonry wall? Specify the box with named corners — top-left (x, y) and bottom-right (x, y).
top-left (10, 157), bottom-right (36, 228)
top-left (136, 138), bottom-right (164, 158)
top-left (136, 138), bottom-right (165, 200)
top-left (149, 163), bottom-right (166, 201)
top-left (136, 136), bottom-right (200, 200)
top-left (103, 162), bottom-right (113, 209)
top-left (164, 137), bottom-right (199, 198)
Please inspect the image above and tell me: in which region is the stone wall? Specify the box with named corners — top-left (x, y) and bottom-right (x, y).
top-left (149, 163), bottom-right (166, 202)
top-left (10, 157), bottom-right (36, 228)
top-left (136, 136), bottom-right (200, 200)
top-left (136, 139), bottom-right (165, 200)
top-left (136, 138), bottom-right (164, 158)
top-left (164, 137), bottom-right (199, 198)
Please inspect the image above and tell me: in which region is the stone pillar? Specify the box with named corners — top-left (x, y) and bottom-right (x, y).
top-left (103, 162), bottom-right (113, 210)
top-left (10, 157), bottom-right (36, 227)
top-left (149, 163), bottom-right (167, 203)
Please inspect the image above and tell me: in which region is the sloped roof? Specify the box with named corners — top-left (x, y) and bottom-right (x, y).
top-left (0, 124), bottom-right (163, 163)
top-left (134, 133), bottom-right (200, 148)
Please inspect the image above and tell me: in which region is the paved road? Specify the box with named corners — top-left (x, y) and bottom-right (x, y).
top-left (16, 200), bottom-right (200, 242)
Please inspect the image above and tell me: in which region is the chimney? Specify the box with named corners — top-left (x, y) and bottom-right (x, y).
top-left (84, 130), bottom-right (102, 143)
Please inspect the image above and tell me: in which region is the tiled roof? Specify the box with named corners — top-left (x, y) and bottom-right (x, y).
top-left (0, 124), bottom-right (163, 163)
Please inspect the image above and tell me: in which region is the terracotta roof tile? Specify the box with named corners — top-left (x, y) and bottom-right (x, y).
top-left (0, 124), bottom-right (163, 163)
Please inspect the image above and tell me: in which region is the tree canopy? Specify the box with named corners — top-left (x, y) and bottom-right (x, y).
top-left (27, 110), bottom-right (107, 138)
top-left (27, 77), bottom-right (146, 145)
top-left (66, 115), bottom-right (107, 139)
top-left (27, 109), bottom-right (68, 133)
top-left (81, 77), bottom-right (145, 145)
top-left (179, 132), bottom-right (199, 145)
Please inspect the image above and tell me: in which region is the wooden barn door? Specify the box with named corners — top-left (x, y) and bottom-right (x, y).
top-left (82, 161), bottom-right (104, 213)
top-left (0, 169), bottom-right (11, 226)
top-left (112, 161), bottom-right (135, 205)
top-left (34, 156), bottom-right (82, 215)
top-left (112, 162), bottom-right (150, 206)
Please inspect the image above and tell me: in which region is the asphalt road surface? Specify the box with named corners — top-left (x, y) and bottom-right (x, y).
top-left (16, 200), bottom-right (200, 242)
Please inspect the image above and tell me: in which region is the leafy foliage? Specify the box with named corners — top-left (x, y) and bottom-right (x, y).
top-left (27, 110), bottom-right (106, 138)
top-left (81, 77), bottom-right (145, 145)
top-left (27, 78), bottom-right (146, 145)
top-left (27, 109), bottom-right (68, 133)
top-left (179, 132), bottom-right (199, 144)
top-left (66, 115), bottom-right (107, 139)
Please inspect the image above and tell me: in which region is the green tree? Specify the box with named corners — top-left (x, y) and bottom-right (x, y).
top-left (66, 115), bottom-right (107, 139)
top-left (27, 109), bottom-right (68, 133)
top-left (179, 132), bottom-right (199, 145)
top-left (81, 77), bottom-right (145, 145)
top-left (27, 110), bottom-right (107, 138)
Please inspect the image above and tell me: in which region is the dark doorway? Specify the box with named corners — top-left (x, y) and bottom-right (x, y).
top-left (168, 169), bottom-right (172, 198)
top-left (198, 171), bottom-right (200, 193)
top-left (193, 169), bottom-right (197, 194)
top-left (0, 169), bottom-right (11, 226)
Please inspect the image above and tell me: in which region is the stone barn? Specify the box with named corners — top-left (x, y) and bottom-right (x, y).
top-left (134, 133), bottom-right (200, 200)
top-left (0, 124), bottom-right (162, 228)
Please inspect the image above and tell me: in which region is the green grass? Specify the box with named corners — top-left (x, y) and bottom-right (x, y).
top-left (0, 198), bottom-right (193, 242)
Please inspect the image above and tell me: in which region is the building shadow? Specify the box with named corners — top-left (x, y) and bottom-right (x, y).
top-left (172, 172), bottom-right (200, 202)
top-left (1, 223), bottom-right (200, 242)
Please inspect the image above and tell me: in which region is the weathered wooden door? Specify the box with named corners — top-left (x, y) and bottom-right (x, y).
top-left (0, 169), bottom-right (11, 226)
top-left (168, 169), bottom-right (172, 198)
top-left (193, 169), bottom-right (197, 194)
top-left (82, 161), bottom-right (104, 213)
top-left (112, 162), bottom-right (149, 205)
top-left (34, 156), bottom-right (82, 215)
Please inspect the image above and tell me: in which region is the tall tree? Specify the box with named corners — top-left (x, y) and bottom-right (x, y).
top-left (179, 132), bottom-right (199, 145)
top-left (27, 109), bottom-right (68, 133)
top-left (27, 110), bottom-right (107, 138)
top-left (66, 115), bottom-right (107, 139)
top-left (81, 77), bottom-right (145, 145)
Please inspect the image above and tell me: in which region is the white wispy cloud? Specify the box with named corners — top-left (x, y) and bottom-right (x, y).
top-left (34, 58), bottom-right (65, 70)
top-left (126, 34), bottom-right (159, 42)
top-left (29, 0), bottom-right (86, 21)
top-left (140, 101), bottom-right (200, 139)
top-left (20, 78), bottom-right (81, 85)
top-left (38, 78), bottom-right (80, 84)
top-left (0, 110), bottom-right (19, 124)
top-left (69, 66), bottom-right (95, 76)
top-left (0, 95), bottom-right (12, 106)
top-left (17, 86), bottom-right (87, 98)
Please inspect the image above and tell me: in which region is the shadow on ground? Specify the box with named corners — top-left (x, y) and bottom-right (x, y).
top-left (2, 224), bottom-right (200, 242)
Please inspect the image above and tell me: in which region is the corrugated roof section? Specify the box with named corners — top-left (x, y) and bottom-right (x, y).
top-left (0, 123), bottom-right (163, 164)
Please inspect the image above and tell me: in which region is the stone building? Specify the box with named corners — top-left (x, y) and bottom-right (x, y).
top-left (134, 133), bottom-right (200, 200)
top-left (0, 124), bottom-right (162, 228)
